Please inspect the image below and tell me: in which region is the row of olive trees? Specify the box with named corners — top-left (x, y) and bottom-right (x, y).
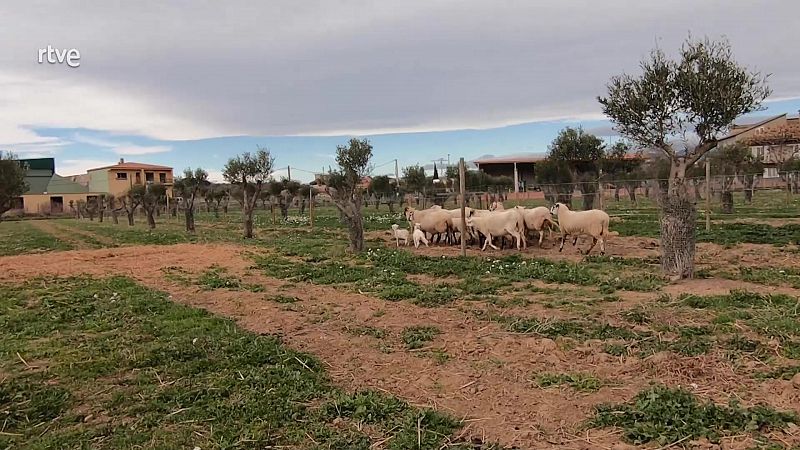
top-left (222, 139), bottom-right (372, 251)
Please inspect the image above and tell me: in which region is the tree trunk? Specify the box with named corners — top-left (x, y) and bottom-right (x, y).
top-left (721, 191), bottom-right (734, 214)
top-left (614, 186), bottom-right (620, 202)
top-left (146, 210), bottom-right (156, 229)
top-left (387, 201), bottom-right (395, 214)
top-left (112, 209), bottom-right (119, 224)
top-left (345, 206), bottom-right (364, 252)
top-left (580, 182), bottom-right (596, 210)
top-left (99, 208), bottom-right (104, 223)
top-left (185, 207), bottom-right (195, 233)
top-left (127, 211), bottom-right (135, 226)
top-left (243, 206), bottom-right (254, 238)
top-left (661, 160), bottom-right (696, 279)
top-left (300, 198), bottom-right (307, 215)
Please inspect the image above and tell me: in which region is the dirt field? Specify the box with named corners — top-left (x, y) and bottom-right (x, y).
top-left (2, 228), bottom-right (799, 449)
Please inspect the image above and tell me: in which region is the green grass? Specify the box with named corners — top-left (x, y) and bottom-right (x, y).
top-left (680, 291), bottom-right (800, 352)
top-left (343, 325), bottom-right (388, 339)
top-left (591, 385), bottom-right (797, 445)
top-left (535, 372), bottom-right (603, 392)
top-left (0, 220), bottom-right (73, 255)
top-left (0, 276), bottom-right (469, 449)
top-left (196, 265), bottom-right (264, 292)
top-left (401, 326), bottom-right (440, 350)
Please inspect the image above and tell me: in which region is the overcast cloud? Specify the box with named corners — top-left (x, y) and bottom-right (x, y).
top-left (1, 0), bottom-right (799, 148)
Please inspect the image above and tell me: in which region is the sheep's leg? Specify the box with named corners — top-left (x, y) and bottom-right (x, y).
top-left (572, 236), bottom-right (579, 246)
top-left (395, 237), bottom-right (400, 248)
top-left (487, 234), bottom-right (499, 250)
top-left (512, 229), bottom-right (522, 250)
top-left (584, 237), bottom-right (598, 255)
top-left (559, 233), bottom-right (567, 252)
top-left (538, 229), bottom-right (544, 247)
top-left (599, 237), bottom-right (605, 255)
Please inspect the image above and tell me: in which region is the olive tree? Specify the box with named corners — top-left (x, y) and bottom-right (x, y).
top-left (329, 138), bottom-right (373, 252)
top-left (174, 167), bottom-right (209, 233)
top-left (119, 189), bottom-right (141, 226)
top-left (598, 37), bottom-right (770, 278)
top-left (547, 127), bottom-right (605, 210)
top-left (0, 152), bottom-right (27, 221)
top-left (131, 184), bottom-right (166, 229)
top-left (223, 148), bottom-right (274, 238)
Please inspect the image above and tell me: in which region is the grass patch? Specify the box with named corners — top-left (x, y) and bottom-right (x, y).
top-left (0, 276), bottom-right (465, 448)
top-left (268, 294), bottom-right (300, 304)
top-left (0, 220), bottom-right (73, 255)
top-left (591, 385), bottom-right (798, 445)
top-left (343, 325), bottom-right (388, 339)
top-left (402, 326), bottom-right (440, 350)
top-left (535, 372), bottom-right (602, 392)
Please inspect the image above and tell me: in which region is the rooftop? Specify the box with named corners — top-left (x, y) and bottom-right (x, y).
top-left (88, 159), bottom-right (173, 171)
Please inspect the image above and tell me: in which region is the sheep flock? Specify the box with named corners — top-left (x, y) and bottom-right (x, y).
top-left (395, 201), bottom-right (618, 255)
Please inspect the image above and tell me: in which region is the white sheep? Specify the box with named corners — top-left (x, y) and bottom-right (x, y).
top-left (465, 210), bottom-right (523, 251)
top-left (513, 206), bottom-right (557, 247)
top-left (390, 224), bottom-right (410, 247)
top-left (412, 223), bottom-right (429, 248)
top-left (549, 202), bottom-right (618, 255)
top-left (405, 207), bottom-right (453, 244)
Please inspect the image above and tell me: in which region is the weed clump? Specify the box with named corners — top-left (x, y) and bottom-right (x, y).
top-left (402, 326), bottom-right (440, 349)
top-left (591, 385), bottom-right (798, 445)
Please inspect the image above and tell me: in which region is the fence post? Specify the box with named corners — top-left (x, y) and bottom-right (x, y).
top-left (705, 159), bottom-right (711, 231)
top-left (459, 158), bottom-right (467, 257)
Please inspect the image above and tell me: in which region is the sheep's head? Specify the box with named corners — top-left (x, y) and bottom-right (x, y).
top-left (465, 217), bottom-right (474, 227)
top-left (549, 203), bottom-right (563, 215)
top-left (413, 223), bottom-right (422, 230)
top-left (403, 207), bottom-right (413, 219)
top-left (391, 224), bottom-right (399, 231)
top-left (489, 201), bottom-right (498, 211)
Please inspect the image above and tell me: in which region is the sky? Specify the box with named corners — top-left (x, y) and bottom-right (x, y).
top-left (1, 1), bottom-right (799, 182)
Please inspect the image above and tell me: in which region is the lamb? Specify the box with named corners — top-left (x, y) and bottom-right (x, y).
top-left (412, 223), bottom-right (429, 248)
top-left (513, 206), bottom-right (557, 247)
top-left (549, 202), bottom-right (618, 255)
top-left (465, 210), bottom-right (524, 251)
top-left (390, 224), bottom-right (410, 247)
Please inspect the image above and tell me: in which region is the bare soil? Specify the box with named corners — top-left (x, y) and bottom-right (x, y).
top-left (1, 241), bottom-right (799, 449)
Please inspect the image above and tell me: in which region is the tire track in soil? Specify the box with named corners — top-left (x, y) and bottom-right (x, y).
top-left (28, 220), bottom-right (94, 250)
top-left (0, 243), bottom-right (798, 449)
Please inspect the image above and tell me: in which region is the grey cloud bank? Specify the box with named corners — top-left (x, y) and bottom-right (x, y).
top-left (1, 0), bottom-right (798, 144)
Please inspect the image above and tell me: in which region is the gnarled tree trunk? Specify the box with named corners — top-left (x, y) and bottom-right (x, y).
top-left (661, 161), bottom-right (696, 279)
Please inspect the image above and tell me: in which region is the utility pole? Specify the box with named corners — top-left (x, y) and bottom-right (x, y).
top-left (459, 157), bottom-right (467, 257)
top-left (287, 166), bottom-right (292, 181)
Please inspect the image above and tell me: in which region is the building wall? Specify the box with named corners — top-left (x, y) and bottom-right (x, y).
top-left (104, 169), bottom-right (174, 197)
top-left (20, 193), bottom-right (104, 215)
top-left (88, 169), bottom-right (109, 193)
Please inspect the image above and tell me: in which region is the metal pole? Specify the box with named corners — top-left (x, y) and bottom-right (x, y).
top-left (598, 170), bottom-right (604, 210)
top-left (287, 166), bottom-right (292, 181)
top-left (309, 186), bottom-right (314, 229)
top-left (394, 159), bottom-right (400, 190)
top-left (459, 157), bottom-right (467, 257)
top-left (705, 159), bottom-right (711, 231)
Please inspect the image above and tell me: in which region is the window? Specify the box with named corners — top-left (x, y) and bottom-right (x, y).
top-left (116, 172), bottom-right (127, 180)
top-left (145, 172), bottom-right (154, 182)
top-left (159, 173), bottom-right (167, 183)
